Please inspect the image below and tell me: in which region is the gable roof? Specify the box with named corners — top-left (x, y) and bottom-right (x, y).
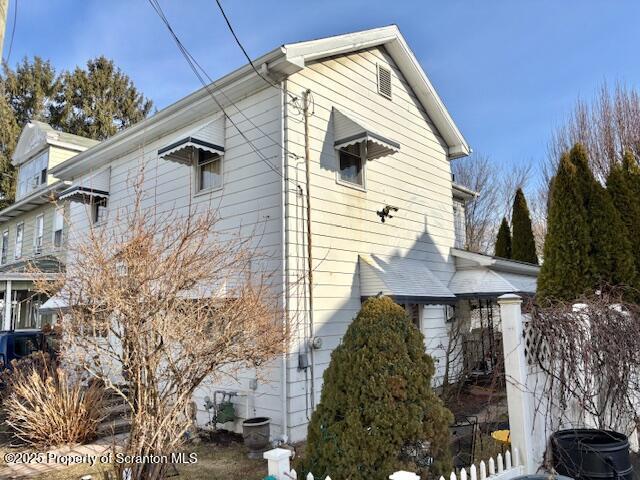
top-left (12, 121), bottom-right (99, 166)
top-left (51, 25), bottom-right (470, 179)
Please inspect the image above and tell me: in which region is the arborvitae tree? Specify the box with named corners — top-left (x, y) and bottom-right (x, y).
top-left (511, 188), bottom-right (538, 264)
top-left (494, 217), bottom-right (512, 259)
top-left (300, 297), bottom-right (453, 480)
top-left (606, 151), bottom-right (640, 285)
top-left (569, 144), bottom-right (635, 289)
top-left (537, 153), bottom-right (592, 301)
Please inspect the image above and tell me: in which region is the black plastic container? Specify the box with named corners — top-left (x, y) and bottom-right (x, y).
top-left (551, 428), bottom-right (633, 480)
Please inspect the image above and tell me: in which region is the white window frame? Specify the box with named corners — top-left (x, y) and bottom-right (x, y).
top-left (194, 149), bottom-right (224, 195)
top-left (335, 142), bottom-right (367, 191)
top-left (33, 214), bottom-right (44, 255)
top-left (53, 207), bottom-right (64, 249)
top-left (15, 222), bottom-right (23, 259)
top-left (1, 229), bottom-right (8, 264)
top-left (91, 197), bottom-right (108, 225)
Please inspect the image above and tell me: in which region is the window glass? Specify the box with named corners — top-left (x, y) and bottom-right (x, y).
top-left (34, 215), bottom-right (44, 254)
top-left (15, 223), bottom-right (23, 259)
top-left (92, 197), bottom-right (108, 224)
top-left (16, 151), bottom-right (49, 200)
top-left (198, 150), bottom-right (222, 192)
top-left (53, 208), bottom-right (64, 248)
top-left (1, 230), bottom-right (8, 264)
top-left (338, 143), bottom-right (364, 186)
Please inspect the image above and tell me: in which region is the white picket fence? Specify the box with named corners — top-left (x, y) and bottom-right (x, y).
top-left (439, 448), bottom-right (524, 480)
top-left (263, 447), bottom-right (524, 480)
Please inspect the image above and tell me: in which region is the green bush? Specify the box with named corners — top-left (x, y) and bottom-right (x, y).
top-left (511, 188), bottom-right (538, 264)
top-left (494, 217), bottom-right (512, 259)
top-left (299, 296), bottom-right (453, 480)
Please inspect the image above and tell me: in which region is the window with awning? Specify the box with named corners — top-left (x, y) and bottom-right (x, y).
top-left (58, 168), bottom-right (110, 204)
top-left (158, 117), bottom-right (225, 166)
top-left (333, 107), bottom-right (400, 160)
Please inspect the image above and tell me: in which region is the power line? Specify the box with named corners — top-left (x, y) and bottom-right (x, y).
top-left (147, 0), bottom-right (289, 179)
top-left (5, 0), bottom-right (16, 64)
top-left (213, 0), bottom-right (298, 103)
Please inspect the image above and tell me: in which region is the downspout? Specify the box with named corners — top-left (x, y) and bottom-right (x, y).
top-left (302, 89), bottom-right (316, 410)
top-left (279, 79), bottom-right (289, 443)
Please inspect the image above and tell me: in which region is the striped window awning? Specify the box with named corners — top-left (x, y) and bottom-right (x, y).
top-left (158, 117), bottom-right (225, 165)
top-left (58, 168), bottom-right (110, 204)
top-left (333, 107), bottom-right (400, 160)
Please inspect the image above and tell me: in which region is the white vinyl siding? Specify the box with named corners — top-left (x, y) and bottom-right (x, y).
top-left (453, 200), bottom-right (466, 249)
top-left (284, 46), bottom-right (455, 441)
top-left (66, 85), bottom-right (285, 437)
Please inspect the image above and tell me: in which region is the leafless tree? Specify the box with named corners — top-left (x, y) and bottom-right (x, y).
top-left (547, 82), bottom-right (640, 184)
top-left (452, 153), bottom-right (533, 254)
top-left (36, 175), bottom-right (286, 480)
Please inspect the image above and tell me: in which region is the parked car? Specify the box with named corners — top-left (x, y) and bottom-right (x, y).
top-left (0, 330), bottom-right (57, 370)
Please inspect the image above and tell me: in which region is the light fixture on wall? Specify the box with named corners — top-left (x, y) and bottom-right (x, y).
top-left (377, 205), bottom-right (398, 223)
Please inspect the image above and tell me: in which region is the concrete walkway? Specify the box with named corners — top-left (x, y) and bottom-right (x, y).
top-left (0, 435), bottom-right (126, 479)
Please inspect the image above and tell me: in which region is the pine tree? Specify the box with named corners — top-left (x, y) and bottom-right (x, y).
top-left (537, 153), bottom-right (592, 301)
top-left (606, 151), bottom-right (640, 287)
top-left (0, 56), bottom-right (153, 205)
top-left (511, 188), bottom-right (538, 264)
top-left (51, 56), bottom-right (153, 141)
top-left (494, 217), bottom-right (512, 259)
top-left (300, 297), bottom-right (453, 480)
top-left (569, 144), bottom-right (635, 290)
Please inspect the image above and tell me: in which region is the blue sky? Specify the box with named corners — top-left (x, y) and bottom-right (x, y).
top-left (7, 1), bottom-right (640, 185)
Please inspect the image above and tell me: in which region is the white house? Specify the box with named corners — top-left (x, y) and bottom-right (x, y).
top-left (42, 25), bottom-right (539, 443)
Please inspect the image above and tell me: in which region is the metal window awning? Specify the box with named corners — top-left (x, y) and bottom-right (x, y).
top-left (359, 254), bottom-right (456, 304)
top-left (39, 294), bottom-right (68, 314)
top-left (333, 107), bottom-right (400, 160)
top-left (448, 269), bottom-right (537, 298)
top-left (158, 117), bottom-right (225, 165)
top-left (59, 168), bottom-right (110, 204)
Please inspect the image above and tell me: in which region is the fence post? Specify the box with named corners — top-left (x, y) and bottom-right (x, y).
top-left (389, 472), bottom-right (420, 480)
top-left (263, 448), bottom-right (292, 479)
top-left (498, 294), bottom-right (534, 474)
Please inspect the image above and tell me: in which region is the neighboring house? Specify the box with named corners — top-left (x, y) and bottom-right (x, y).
top-left (40, 25), bottom-right (538, 443)
top-left (0, 122), bottom-right (98, 332)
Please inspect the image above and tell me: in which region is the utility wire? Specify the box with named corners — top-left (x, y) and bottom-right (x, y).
top-left (147, 0), bottom-right (305, 185)
top-left (213, 0), bottom-right (298, 103)
top-left (5, 0), bottom-right (17, 64)
top-left (147, 0), bottom-right (286, 178)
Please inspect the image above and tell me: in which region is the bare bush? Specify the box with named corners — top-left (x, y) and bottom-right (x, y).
top-left (4, 354), bottom-right (106, 447)
top-left (527, 292), bottom-right (640, 435)
top-left (36, 174), bottom-right (286, 480)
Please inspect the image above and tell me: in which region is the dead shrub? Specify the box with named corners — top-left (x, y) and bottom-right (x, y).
top-left (4, 358), bottom-right (106, 447)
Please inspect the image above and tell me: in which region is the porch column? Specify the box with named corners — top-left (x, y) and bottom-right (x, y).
top-left (3, 280), bottom-right (11, 331)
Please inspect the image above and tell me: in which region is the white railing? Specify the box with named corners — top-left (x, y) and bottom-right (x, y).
top-left (263, 447), bottom-right (523, 480)
top-left (439, 448), bottom-right (524, 480)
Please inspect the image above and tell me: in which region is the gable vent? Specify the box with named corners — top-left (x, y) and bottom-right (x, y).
top-left (377, 64), bottom-right (392, 99)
